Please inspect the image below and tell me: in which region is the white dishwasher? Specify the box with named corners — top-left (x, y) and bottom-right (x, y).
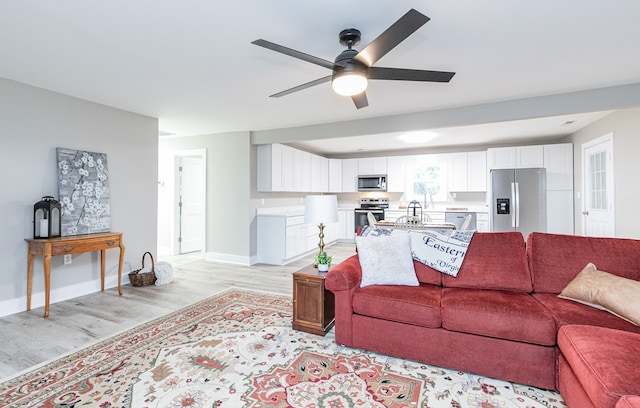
top-left (445, 212), bottom-right (477, 230)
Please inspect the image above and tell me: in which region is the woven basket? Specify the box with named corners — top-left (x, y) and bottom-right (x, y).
top-left (129, 252), bottom-right (156, 287)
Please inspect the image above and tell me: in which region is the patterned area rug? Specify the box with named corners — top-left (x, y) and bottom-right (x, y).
top-left (0, 289), bottom-right (565, 407)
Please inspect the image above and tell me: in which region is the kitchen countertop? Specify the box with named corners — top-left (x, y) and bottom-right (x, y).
top-left (387, 206), bottom-right (489, 213)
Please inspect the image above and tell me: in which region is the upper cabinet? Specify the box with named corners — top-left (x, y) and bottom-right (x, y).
top-left (341, 159), bottom-right (358, 192)
top-left (257, 144), bottom-right (321, 192)
top-left (386, 156), bottom-right (406, 192)
top-left (293, 149), bottom-right (312, 192)
top-left (448, 151), bottom-right (487, 192)
top-left (311, 154), bottom-right (329, 192)
top-left (358, 157), bottom-right (387, 175)
top-left (487, 145), bottom-right (544, 169)
top-left (328, 158), bottom-right (342, 193)
top-left (281, 145), bottom-right (295, 191)
top-left (257, 144), bottom-right (284, 191)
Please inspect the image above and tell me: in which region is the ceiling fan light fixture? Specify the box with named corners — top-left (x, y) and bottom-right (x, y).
top-left (332, 71), bottom-right (368, 96)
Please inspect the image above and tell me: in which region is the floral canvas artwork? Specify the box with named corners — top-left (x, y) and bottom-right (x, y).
top-left (57, 148), bottom-right (111, 236)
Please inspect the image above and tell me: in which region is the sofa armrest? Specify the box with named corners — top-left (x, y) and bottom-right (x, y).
top-left (325, 254), bottom-right (362, 291)
top-left (324, 254), bottom-right (362, 346)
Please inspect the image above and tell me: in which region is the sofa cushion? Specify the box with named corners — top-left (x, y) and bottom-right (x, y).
top-left (441, 288), bottom-right (556, 345)
top-left (413, 260), bottom-right (443, 286)
top-left (533, 293), bottom-right (640, 334)
top-left (559, 263), bottom-right (640, 326)
top-left (356, 230), bottom-right (419, 287)
top-left (617, 396), bottom-right (640, 408)
top-left (527, 232), bottom-right (640, 294)
top-left (441, 232), bottom-right (532, 292)
top-left (352, 284), bottom-right (441, 328)
top-left (558, 325), bottom-right (640, 408)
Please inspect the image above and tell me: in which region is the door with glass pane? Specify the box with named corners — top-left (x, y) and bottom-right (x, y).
top-left (582, 134), bottom-right (614, 237)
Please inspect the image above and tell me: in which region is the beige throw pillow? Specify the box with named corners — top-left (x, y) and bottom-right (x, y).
top-left (558, 263), bottom-right (640, 326)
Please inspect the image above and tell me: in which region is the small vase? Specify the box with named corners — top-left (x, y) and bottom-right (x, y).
top-left (318, 263), bottom-right (329, 272)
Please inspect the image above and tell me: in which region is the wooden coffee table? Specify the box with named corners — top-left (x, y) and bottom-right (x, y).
top-left (292, 264), bottom-right (335, 336)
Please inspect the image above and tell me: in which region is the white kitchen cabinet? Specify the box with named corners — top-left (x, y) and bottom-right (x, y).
top-left (257, 144), bottom-right (299, 192)
top-left (383, 210), bottom-right (405, 222)
top-left (468, 151), bottom-right (487, 191)
top-left (256, 144), bottom-right (284, 192)
top-left (341, 159), bottom-right (358, 192)
top-left (546, 190), bottom-right (574, 234)
top-left (286, 220), bottom-right (307, 259)
top-left (328, 158), bottom-right (342, 192)
top-left (517, 145), bottom-right (544, 168)
top-left (427, 211), bottom-right (446, 223)
top-left (543, 143), bottom-right (573, 234)
top-left (257, 212), bottom-right (338, 265)
top-left (448, 151), bottom-right (487, 192)
top-left (487, 146), bottom-right (544, 169)
top-left (257, 215), bottom-right (290, 265)
top-left (337, 208), bottom-right (355, 241)
top-left (311, 154), bottom-right (329, 192)
top-left (448, 152), bottom-right (468, 192)
top-left (281, 145), bottom-right (295, 191)
top-left (358, 157), bottom-right (387, 175)
top-left (476, 213), bottom-right (489, 232)
top-left (386, 156), bottom-right (406, 192)
top-left (294, 149), bottom-right (312, 192)
top-left (544, 143), bottom-right (573, 190)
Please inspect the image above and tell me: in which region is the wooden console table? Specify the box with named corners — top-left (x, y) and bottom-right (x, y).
top-left (25, 232), bottom-right (125, 318)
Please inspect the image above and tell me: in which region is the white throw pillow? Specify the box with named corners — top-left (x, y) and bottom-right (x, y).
top-left (154, 261), bottom-right (174, 286)
top-left (356, 230), bottom-right (418, 287)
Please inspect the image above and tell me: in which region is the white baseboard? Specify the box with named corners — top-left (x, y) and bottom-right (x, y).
top-left (0, 278), bottom-right (123, 318)
top-left (204, 251), bottom-right (251, 266)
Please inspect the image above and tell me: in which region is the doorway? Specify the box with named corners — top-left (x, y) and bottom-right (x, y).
top-left (176, 153), bottom-right (206, 253)
top-left (157, 148), bottom-right (207, 256)
top-left (581, 133), bottom-right (615, 237)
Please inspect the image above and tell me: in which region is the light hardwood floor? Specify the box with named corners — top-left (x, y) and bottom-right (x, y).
top-left (0, 242), bottom-right (357, 380)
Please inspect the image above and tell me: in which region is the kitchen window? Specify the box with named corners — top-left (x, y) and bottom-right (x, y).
top-left (404, 155), bottom-right (448, 204)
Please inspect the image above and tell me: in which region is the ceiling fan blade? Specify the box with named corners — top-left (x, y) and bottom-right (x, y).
top-left (252, 39), bottom-right (336, 70)
top-left (368, 67), bottom-right (455, 82)
top-left (269, 76), bottom-right (332, 98)
top-left (351, 92), bottom-right (368, 109)
top-left (354, 9), bottom-right (430, 67)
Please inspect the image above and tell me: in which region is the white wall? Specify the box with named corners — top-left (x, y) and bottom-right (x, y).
top-left (159, 132), bottom-right (252, 264)
top-left (0, 78), bottom-right (158, 317)
top-left (569, 107), bottom-right (640, 239)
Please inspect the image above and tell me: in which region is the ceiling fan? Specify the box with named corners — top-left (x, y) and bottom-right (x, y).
top-left (252, 8), bottom-right (455, 109)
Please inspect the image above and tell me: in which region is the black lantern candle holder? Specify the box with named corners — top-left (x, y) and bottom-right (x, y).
top-left (33, 196), bottom-right (62, 239)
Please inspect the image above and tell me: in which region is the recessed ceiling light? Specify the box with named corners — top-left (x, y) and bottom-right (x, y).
top-left (397, 131), bottom-right (438, 144)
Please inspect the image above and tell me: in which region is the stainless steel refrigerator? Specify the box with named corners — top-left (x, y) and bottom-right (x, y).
top-left (490, 168), bottom-right (546, 238)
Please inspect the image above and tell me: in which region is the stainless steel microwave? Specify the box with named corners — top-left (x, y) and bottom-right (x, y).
top-left (357, 175), bottom-right (387, 191)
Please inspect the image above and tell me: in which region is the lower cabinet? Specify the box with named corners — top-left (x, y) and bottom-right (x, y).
top-left (476, 213), bottom-right (489, 232)
top-left (257, 213), bottom-right (338, 265)
top-left (337, 209), bottom-right (355, 241)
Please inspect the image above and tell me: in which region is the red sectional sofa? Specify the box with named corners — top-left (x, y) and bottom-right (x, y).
top-left (325, 231), bottom-right (640, 407)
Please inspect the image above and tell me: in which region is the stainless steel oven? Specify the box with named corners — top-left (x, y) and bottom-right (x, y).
top-left (354, 197), bottom-right (389, 233)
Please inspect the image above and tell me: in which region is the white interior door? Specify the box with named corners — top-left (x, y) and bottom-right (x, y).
top-left (177, 154), bottom-right (205, 253)
top-left (582, 133), bottom-right (615, 237)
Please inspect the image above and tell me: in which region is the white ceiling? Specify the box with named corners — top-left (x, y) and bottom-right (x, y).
top-left (1, 1), bottom-right (639, 154)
